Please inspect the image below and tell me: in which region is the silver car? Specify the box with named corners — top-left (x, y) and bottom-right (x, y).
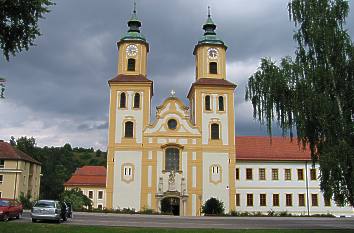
top-left (31, 200), bottom-right (62, 223)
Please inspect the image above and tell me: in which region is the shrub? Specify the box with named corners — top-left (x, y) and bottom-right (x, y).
top-left (202, 197), bottom-right (225, 216)
top-left (19, 192), bottom-right (33, 209)
top-left (59, 188), bottom-right (92, 211)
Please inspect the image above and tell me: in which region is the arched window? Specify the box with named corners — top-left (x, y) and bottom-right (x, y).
top-left (211, 123), bottom-right (220, 140)
top-left (133, 93), bottom-right (140, 108)
top-left (209, 62), bottom-right (217, 74)
top-left (124, 121), bottom-right (134, 138)
top-left (218, 96), bottom-right (224, 111)
top-left (120, 92), bottom-right (126, 108)
top-left (127, 58), bottom-right (136, 71)
top-left (165, 148), bottom-right (179, 172)
top-left (205, 95), bottom-right (211, 111)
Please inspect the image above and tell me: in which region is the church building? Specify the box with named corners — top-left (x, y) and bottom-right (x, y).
top-left (104, 7), bottom-right (353, 217)
top-left (106, 7), bottom-right (236, 216)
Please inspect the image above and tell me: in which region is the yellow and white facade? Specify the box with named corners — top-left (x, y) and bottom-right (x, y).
top-left (106, 10), bottom-right (236, 215)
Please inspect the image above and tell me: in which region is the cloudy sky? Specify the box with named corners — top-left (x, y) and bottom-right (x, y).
top-left (1, 0), bottom-right (353, 150)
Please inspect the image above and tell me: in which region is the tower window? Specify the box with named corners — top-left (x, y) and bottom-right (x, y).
top-left (209, 62), bottom-right (217, 74)
top-left (124, 121), bottom-right (134, 138)
top-left (211, 123), bottom-right (220, 140)
top-left (165, 148), bottom-right (179, 172)
top-left (127, 58), bottom-right (136, 71)
top-left (218, 96), bottom-right (224, 111)
top-left (120, 92), bottom-right (126, 108)
top-left (205, 95), bottom-right (211, 111)
top-left (133, 93), bottom-right (140, 108)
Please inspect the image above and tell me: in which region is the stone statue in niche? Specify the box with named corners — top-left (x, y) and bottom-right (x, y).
top-left (168, 170), bottom-right (176, 191)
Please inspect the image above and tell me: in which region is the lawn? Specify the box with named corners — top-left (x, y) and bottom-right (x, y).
top-left (0, 222), bottom-right (352, 233)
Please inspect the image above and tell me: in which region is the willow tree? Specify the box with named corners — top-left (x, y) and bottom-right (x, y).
top-left (245, 0), bottom-right (354, 206)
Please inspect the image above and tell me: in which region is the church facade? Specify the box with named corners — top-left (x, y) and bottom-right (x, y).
top-left (106, 9), bottom-right (236, 216)
top-left (104, 8), bottom-right (354, 217)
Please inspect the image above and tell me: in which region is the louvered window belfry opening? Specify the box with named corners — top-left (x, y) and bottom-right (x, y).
top-left (218, 96), bottom-right (224, 111)
top-left (120, 92), bottom-right (126, 108)
top-left (209, 62), bottom-right (217, 74)
top-left (127, 58), bottom-right (136, 71)
top-left (125, 121), bottom-right (134, 138)
top-left (211, 123), bottom-right (220, 140)
top-left (134, 93), bottom-right (140, 108)
top-left (205, 95), bottom-right (211, 110)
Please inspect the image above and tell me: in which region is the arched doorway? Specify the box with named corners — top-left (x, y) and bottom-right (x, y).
top-left (161, 197), bottom-right (180, 216)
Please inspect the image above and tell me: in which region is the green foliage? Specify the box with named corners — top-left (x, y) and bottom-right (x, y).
top-left (10, 136), bottom-right (106, 199)
top-left (18, 192), bottom-right (34, 209)
top-left (0, 77), bottom-right (5, 98)
top-left (96, 149), bottom-right (102, 157)
top-left (0, 0), bottom-right (54, 61)
top-left (59, 188), bottom-right (92, 211)
top-left (245, 0), bottom-right (354, 206)
top-left (202, 197), bottom-right (225, 216)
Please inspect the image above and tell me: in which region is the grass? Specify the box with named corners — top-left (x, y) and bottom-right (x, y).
top-left (0, 222), bottom-right (353, 233)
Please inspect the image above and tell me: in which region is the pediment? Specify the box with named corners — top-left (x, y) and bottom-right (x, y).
top-left (144, 97), bottom-right (200, 136)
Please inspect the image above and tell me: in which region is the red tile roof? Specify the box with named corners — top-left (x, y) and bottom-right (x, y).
top-left (64, 166), bottom-right (106, 187)
top-left (187, 78), bottom-right (236, 98)
top-left (235, 136), bottom-right (311, 161)
top-left (108, 74), bottom-right (154, 95)
top-left (0, 141), bottom-right (40, 164)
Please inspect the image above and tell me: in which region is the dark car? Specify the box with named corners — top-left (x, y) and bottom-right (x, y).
top-left (0, 198), bottom-right (23, 221)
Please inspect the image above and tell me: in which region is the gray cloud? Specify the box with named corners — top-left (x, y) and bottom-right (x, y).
top-left (0, 0), bottom-right (353, 149)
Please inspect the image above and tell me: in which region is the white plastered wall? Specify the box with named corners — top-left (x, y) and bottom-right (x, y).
top-left (113, 151), bottom-right (142, 210)
top-left (202, 152), bottom-right (230, 213)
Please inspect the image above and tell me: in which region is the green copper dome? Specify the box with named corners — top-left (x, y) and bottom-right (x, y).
top-left (197, 7), bottom-right (226, 47)
top-left (120, 2), bottom-right (147, 42)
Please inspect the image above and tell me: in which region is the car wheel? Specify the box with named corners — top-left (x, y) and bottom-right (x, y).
top-left (3, 214), bottom-right (9, 222)
top-left (32, 218), bottom-right (37, 223)
top-left (56, 219), bottom-right (61, 224)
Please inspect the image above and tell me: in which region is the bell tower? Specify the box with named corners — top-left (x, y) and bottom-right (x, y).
top-left (193, 7), bottom-right (226, 80)
top-left (106, 3), bottom-right (153, 210)
top-left (117, 2), bottom-right (148, 76)
top-left (188, 8), bottom-right (236, 213)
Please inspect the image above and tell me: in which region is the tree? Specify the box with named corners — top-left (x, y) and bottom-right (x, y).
top-left (0, 77), bottom-right (5, 98)
top-left (95, 149), bottom-right (102, 157)
top-left (16, 136), bottom-right (36, 158)
top-left (0, 0), bottom-right (54, 61)
top-left (201, 197), bottom-right (225, 215)
top-left (245, 0), bottom-right (354, 206)
top-left (59, 188), bottom-right (92, 211)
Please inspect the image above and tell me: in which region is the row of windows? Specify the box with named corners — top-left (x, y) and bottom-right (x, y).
top-left (236, 193), bottom-right (330, 207)
top-left (205, 95), bottom-right (224, 111)
top-left (128, 59), bottom-right (217, 75)
top-left (0, 160), bottom-right (4, 168)
top-left (119, 92), bottom-right (140, 109)
top-left (123, 121), bottom-right (220, 140)
top-left (86, 190), bottom-right (104, 200)
top-left (236, 168), bottom-right (317, 181)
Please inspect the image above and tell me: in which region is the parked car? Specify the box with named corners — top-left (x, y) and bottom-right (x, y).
top-left (31, 200), bottom-right (63, 223)
top-left (0, 198), bottom-right (23, 221)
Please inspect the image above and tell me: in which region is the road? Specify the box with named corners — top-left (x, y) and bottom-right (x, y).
top-left (19, 211), bottom-right (354, 230)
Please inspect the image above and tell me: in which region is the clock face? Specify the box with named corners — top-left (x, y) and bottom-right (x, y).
top-left (126, 44), bottom-right (138, 57)
top-left (208, 48), bottom-right (218, 60)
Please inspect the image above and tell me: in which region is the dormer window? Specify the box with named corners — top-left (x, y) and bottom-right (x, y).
top-left (127, 58), bottom-right (136, 71)
top-left (133, 93), bottom-right (140, 108)
top-left (120, 92), bottom-right (126, 108)
top-left (205, 95), bottom-right (211, 111)
top-left (209, 62), bottom-right (217, 74)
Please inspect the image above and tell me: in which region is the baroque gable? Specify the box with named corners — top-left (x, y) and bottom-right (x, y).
top-left (144, 97), bottom-right (200, 137)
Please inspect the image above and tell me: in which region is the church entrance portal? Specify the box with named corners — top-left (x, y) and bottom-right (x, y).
top-left (161, 197), bottom-right (180, 216)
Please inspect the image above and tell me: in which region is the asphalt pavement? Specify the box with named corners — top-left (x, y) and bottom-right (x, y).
top-left (18, 211), bottom-right (354, 230)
